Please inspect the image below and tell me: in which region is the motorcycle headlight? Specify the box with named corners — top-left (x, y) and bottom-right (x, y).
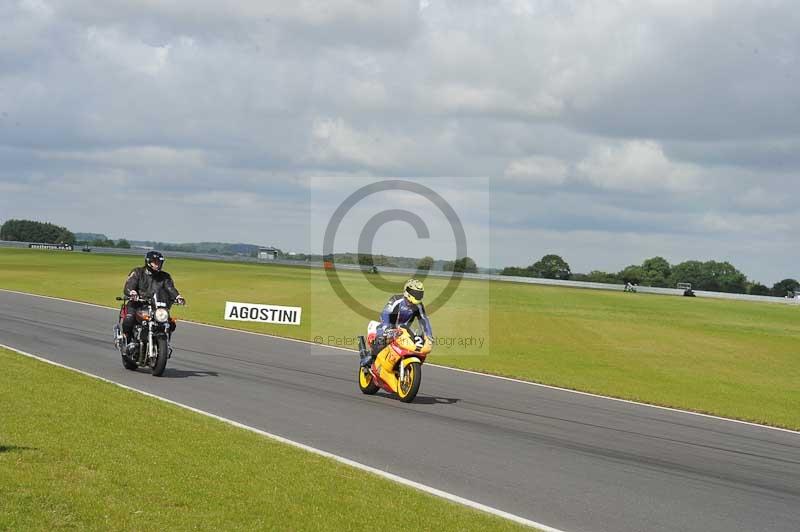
top-left (154, 308), bottom-right (170, 323)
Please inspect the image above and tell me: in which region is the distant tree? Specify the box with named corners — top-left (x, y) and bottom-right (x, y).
top-left (116, 239), bottom-right (131, 249)
top-left (669, 260), bottom-right (747, 293)
top-left (619, 265), bottom-right (644, 284)
top-left (771, 278), bottom-right (800, 297)
top-left (584, 270), bottom-right (622, 284)
top-left (702, 261), bottom-right (747, 293)
top-left (0, 219), bottom-right (75, 244)
top-left (454, 257), bottom-right (478, 273)
top-left (336, 255), bottom-right (355, 265)
top-left (443, 257), bottom-right (478, 273)
top-left (529, 254), bottom-right (570, 280)
top-left (417, 256), bottom-right (434, 271)
top-left (358, 254), bottom-right (374, 267)
top-left (668, 260), bottom-right (705, 289)
top-left (748, 283), bottom-right (771, 296)
top-left (501, 255), bottom-right (569, 279)
top-left (641, 256), bottom-right (671, 287)
top-left (372, 255), bottom-right (396, 267)
top-left (500, 266), bottom-right (532, 276)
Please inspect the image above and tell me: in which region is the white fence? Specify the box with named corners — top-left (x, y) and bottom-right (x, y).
top-left (1, 240), bottom-right (796, 305)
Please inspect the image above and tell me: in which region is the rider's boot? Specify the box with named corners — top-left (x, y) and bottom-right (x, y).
top-left (125, 338), bottom-right (138, 356)
top-left (362, 337), bottom-right (384, 368)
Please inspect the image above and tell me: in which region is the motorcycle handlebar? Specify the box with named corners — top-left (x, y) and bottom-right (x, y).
top-left (117, 295), bottom-right (186, 305)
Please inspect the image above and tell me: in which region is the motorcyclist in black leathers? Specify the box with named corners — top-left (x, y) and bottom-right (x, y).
top-left (122, 251), bottom-right (185, 349)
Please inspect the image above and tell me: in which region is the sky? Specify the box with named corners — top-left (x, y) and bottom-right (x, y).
top-left (1, 0), bottom-right (799, 284)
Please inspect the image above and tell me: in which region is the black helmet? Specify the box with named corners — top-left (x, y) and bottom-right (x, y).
top-left (145, 250), bottom-right (165, 273)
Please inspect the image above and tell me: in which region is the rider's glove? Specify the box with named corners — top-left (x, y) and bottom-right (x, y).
top-left (175, 295), bottom-right (186, 305)
top-left (128, 290), bottom-right (139, 301)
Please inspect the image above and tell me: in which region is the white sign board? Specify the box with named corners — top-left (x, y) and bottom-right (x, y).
top-left (224, 301), bottom-right (302, 326)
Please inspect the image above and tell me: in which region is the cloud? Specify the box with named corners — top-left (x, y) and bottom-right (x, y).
top-left (310, 118), bottom-right (414, 170)
top-left (42, 146), bottom-right (207, 168)
top-left (1, 0), bottom-right (799, 283)
top-left (503, 156), bottom-right (569, 185)
top-left (53, 0), bottom-right (422, 47)
top-left (576, 140), bottom-right (704, 192)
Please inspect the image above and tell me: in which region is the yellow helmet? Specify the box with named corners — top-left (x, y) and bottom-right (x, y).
top-left (404, 279), bottom-right (425, 305)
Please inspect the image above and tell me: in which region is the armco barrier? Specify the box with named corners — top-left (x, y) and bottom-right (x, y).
top-left (1, 240), bottom-right (796, 305)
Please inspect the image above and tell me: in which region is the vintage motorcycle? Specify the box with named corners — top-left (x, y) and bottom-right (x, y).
top-left (357, 321), bottom-right (432, 403)
top-left (112, 294), bottom-right (182, 376)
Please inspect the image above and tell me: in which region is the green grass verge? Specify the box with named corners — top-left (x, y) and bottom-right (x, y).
top-left (1, 248), bottom-right (799, 429)
top-left (0, 347), bottom-right (528, 531)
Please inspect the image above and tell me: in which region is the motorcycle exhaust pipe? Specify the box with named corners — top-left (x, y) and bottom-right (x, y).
top-left (358, 335), bottom-right (367, 356)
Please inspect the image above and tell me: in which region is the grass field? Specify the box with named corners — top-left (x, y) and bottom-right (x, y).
top-left (0, 347), bottom-right (528, 531)
top-left (1, 248), bottom-right (799, 429)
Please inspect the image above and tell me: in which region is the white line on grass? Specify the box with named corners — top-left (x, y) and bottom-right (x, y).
top-left (2, 287), bottom-right (799, 436)
top-left (0, 342), bottom-right (563, 532)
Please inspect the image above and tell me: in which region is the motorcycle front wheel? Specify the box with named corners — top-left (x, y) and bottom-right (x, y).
top-left (151, 337), bottom-right (169, 377)
top-left (358, 366), bottom-right (380, 395)
top-left (397, 362), bottom-right (422, 403)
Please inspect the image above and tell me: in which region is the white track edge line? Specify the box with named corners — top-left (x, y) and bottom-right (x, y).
top-left (0, 342), bottom-right (562, 532)
top-left (2, 287), bottom-right (798, 436)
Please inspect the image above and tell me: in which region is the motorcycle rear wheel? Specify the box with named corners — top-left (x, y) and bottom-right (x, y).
top-left (358, 366), bottom-right (380, 395)
top-left (152, 337), bottom-right (169, 377)
top-left (397, 362), bottom-right (422, 403)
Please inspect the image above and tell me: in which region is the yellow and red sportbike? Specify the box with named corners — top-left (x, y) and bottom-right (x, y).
top-left (358, 323), bottom-right (432, 403)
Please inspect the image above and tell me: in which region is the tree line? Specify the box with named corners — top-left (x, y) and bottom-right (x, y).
top-left (0, 219), bottom-right (130, 248)
top-left (0, 219), bottom-right (76, 245)
top-left (83, 238), bottom-right (131, 248)
top-left (339, 254), bottom-right (480, 273)
top-left (3, 218), bottom-right (795, 296)
top-left (502, 254), bottom-right (799, 297)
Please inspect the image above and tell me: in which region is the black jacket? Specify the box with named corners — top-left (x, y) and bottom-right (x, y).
top-left (124, 267), bottom-right (180, 306)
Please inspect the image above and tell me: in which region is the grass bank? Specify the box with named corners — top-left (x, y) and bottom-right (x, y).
top-left (1, 248), bottom-right (798, 429)
top-left (0, 347), bottom-right (528, 531)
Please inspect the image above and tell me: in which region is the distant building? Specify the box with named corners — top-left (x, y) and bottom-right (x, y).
top-left (258, 247), bottom-right (279, 260)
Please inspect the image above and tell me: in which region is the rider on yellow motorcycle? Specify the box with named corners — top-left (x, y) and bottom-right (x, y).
top-left (360, 279), bottom-right (433, 368)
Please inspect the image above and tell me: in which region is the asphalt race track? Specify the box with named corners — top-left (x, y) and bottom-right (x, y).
top-left (2, 290), bottom-right (799, 532)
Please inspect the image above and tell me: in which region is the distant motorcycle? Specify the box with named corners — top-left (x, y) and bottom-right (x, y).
top-left (113, 295), bottom-right (183, 376)
top-left (357, 321), bottom-right (432, 403)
